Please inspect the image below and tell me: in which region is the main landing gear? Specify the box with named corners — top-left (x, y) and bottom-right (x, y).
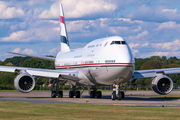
top-left (69, 86), bottom-right (82, 98)
top-left (50, 79), bottom-right (65, 98)
top-left (89, 87), bottom-right (102, 98)
top-left (111, 84), bottom-right (125, 100)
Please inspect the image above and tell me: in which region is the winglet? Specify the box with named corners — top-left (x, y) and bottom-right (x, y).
top-left (59, 4), bottom-right (70, 52)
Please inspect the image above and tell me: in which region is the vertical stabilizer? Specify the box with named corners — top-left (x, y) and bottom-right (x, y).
top-left (59, 4), bottom-right (70, 52)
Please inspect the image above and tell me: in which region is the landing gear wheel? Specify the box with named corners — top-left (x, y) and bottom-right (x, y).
top-left (111, 91), bottom-right (116, 100)
top-left (117, 92), bottom-right (122, 100)
top-left (121, 91), bottom-right (124, 99)
top-left (76, 91), bottom-right (80, 98)
top-left (97, 91), bottom-right (102, 98)
top-left (57, 91), bottom-right (63, 98)
top-left (69, 91), bottom-right (74, 98)
top-left (51, 91), bottom-right (56, 98)
top-left (90, 91), bottom-right (95, 98)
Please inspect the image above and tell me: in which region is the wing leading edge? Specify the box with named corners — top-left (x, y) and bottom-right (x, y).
top-left (134, 68), bottom-right (180, 79)
top-left (0, 65), bottom-right (79, 80)
top-left (8, 52), bottom-right (55, 61)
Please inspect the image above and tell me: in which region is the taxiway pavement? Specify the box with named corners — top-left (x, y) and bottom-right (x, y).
top-left (0, 91), bottom-right (179, 107)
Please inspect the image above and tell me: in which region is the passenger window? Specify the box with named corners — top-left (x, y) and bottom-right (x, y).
top-left (104, 42), bottom-right (108, 47)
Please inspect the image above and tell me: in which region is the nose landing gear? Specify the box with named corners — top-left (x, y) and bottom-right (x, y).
top-left (111, 84), bottom-right (125, 100)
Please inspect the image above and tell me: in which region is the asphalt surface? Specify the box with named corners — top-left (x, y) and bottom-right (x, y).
top-left (0, 91), bottom-right (180, 107)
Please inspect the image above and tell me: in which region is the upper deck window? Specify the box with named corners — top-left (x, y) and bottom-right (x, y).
top-left (104, 42), bottom-right (108, 47)
top-left (110, 41), bottom-right (126, 45)
top-left (88, 45), bottom-right (95, 48)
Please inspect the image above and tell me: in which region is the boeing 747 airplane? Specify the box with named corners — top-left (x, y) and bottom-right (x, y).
top-left (0, 4), bottom-right (178, 100)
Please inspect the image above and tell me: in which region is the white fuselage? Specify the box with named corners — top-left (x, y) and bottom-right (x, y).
top-left (55, 36), bottom-right (135, 86)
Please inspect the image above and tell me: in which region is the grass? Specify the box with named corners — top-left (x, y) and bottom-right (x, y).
top-left (0, 101), bottom-right (179, 120)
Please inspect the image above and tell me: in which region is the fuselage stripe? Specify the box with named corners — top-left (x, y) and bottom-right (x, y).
top-left (55, 63), bottom-right (134, 68)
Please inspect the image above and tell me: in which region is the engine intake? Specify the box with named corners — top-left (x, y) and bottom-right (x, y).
top-left (14, 72), bottom-right (35, 93)
top-left (152, 74), bottom-right (173, 95)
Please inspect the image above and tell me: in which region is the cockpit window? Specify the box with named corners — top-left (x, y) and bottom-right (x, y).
top-left (121, 41), bottom-right (126, 45)
top-left (110, 41), bottom-right (126, 45)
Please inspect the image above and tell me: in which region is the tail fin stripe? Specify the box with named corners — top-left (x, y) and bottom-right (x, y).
top-left (61, 36), bottom-right (69, 45)
top-left (60, 16), bottom-right (65, 24)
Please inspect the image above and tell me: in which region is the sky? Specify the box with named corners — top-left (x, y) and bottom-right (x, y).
top-left (1, 0), bottom-right (180, 61)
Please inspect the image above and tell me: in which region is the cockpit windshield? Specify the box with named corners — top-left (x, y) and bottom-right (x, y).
top-left (110, 41), bottom-right (126, 45)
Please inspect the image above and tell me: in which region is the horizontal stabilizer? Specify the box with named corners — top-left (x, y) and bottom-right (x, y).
top-left (8, 52), bottom-right (55, 61)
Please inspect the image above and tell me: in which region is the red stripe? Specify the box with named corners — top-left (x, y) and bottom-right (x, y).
top-left (55, 63), bottom-right (134, 68)
top-left (60, 16), bottom-right (64, 24)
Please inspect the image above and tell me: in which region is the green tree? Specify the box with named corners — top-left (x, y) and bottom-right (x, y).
top-left (168, 64), bottom-right (180, 68)
top-left (22, 58), bottom-right (46, 68)
top-left (140, 60), bottom-right (163, 70)
top-left (0, 73), bottom-right (17, 86)
top-left (176, 79), bottom-right (180, 86)
top-left (168, 57), bottom-right (178, 64)
top-left (5, 62), bottom-right (14, 66)
top-left (4, 56), bottom-right (30, 66)
top-left (0, 61), bottom-right (4, 65)
top-left (150, 56), bottom-right (161, 60)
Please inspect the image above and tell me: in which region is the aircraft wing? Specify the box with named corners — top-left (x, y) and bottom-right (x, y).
top-left (134, 68), bottom-right (180, 79)
top-left (0, 65), bottom-right (79, 80)
top-left (8, 52), bottom-right (55, 61)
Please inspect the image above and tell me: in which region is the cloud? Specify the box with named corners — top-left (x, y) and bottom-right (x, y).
top-left (125, 5), bottom-right (180, 22)
top-left (22, 48), bottom-right (37, 54)
top-left (129, 43), bottom-right (139, 48)
top-left (140, 51), bottom-right (180, 58)
top-left (28, 0), bottom-right (47, 6)
top-left (154, 21), bottom-right (180, 31)
top-left (152, 39), bottom-right (180, 51)
top-left (49, 47), bottom-right (60, 55)
top-left (132, 26), bottom-right (141, 32)
top-left (128, 30), bottom-right (149, 40)
top-left (12, 48), bottom-right (37, 54)
top-left (12, 48), bottom-right (21, 53)
top-left (1, 23), bottom-right (60, 42)
top-left (39, 0), bottom-right (117, 19)
top-left (1, 31), bottom-right (27, 42)
top-left (0, 1), bottom-right (24, 19)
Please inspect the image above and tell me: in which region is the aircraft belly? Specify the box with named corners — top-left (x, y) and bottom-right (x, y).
top-left (78, 66), bottom-right (134, 86)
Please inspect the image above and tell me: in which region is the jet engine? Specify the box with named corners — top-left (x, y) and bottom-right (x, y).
top-left (14, 72), bottom-right (35, 93)
top-left (152, 74), bottom-right (173, 95)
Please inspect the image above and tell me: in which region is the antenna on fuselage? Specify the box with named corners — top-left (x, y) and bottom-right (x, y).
top-left (59, 4), bottom-right (70, 52)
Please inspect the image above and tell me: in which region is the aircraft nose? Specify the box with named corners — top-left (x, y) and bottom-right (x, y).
top-left (121, 46), bottom-right (134, 63)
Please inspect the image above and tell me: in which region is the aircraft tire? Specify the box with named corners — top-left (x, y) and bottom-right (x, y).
top-left (90, 91), bottom-right (95, 98)
top-left (111, 91), bottom-right (116, 100)
top-left (58, 91), bottom-right (63, 98)
top-left (97, 91), bottom-right (102, 98)
top-left (76, 91), bottom-right (80, 98)
top-left (69, 91), bottom-right (74, 98)
top-left (121, 91), bottom-right (124, 99)
top-left (51, 91), bottom-right (56, 98)
top-left (117, 92), bottom-right (122, 100)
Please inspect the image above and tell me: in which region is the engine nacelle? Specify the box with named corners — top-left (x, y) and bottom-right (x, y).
top-left (14, 72), bottom-right (35, 93)
top-left (152, 74), bottom-right (173, 95)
